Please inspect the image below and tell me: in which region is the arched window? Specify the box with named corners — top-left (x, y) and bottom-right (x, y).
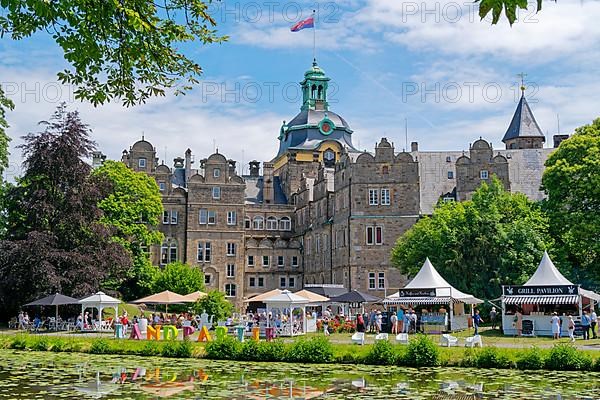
top-left (266, 216), bottom-right (278, 230)
top-left (311, 84), bottom-right (317, 98)
top-left (253, 216), bottom-right (264, 230)
top-left (160, 241), bottom-right (178, 265)
top-left (225, 284), bottom-right (236, 297)
top-left (317, 85), bottom-right (323, 99)
top-left (280, 217), bottom-right (291, 231)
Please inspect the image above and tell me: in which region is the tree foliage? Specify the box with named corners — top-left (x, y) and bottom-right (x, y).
top-left (0, 105), bottom-right (130, 316)
top-left (542, 118), bottom-right (600, 286)
top-left (391, 178), bottom-right (553, 300)
top-left (193, 290), bottom-right (234, 322)
top-left (152, 262), bottom-right (205, 296)
top-left (0, 0), bottom-right (227, 106)
top-left (93, 160), bottom-right (163, 298)
top-left (0, 86), bottom-right (14, 176)
top-left (476, 0), bottom-right (543, 25)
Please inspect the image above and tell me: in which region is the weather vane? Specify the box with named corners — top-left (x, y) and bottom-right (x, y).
top-left (517, 72), bottom-right (527, 94)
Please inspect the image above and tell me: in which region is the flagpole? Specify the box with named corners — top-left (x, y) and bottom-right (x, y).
top-left (312, 9), bottom-right (316, 62)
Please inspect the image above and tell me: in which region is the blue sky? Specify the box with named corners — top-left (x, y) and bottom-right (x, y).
top-left (2, 0), bottom-right (600, 178)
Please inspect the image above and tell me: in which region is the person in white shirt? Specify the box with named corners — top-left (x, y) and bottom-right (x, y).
top-left (551, 312), bottom-right (560, 340)
top-left (591, 307), bottom-right (598, 339)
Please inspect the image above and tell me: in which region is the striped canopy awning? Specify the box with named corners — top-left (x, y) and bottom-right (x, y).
top-left (503, 295), bottom-right (579, 305)
top-left (384, 297), bottom-right (452, 305)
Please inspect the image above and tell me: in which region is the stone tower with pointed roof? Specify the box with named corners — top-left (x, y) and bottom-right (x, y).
top-left (502, 91), bottom-right (545, 150)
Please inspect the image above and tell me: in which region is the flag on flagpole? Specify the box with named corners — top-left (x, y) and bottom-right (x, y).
top-left (290, 16), bottom-right (314, 32)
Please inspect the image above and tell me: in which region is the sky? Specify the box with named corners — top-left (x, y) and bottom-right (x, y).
top-left (2, 0), bottom-right (600, 178)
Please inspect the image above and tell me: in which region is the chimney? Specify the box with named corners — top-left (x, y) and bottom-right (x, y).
top-left (249, 160), bottom-right (260, 177)
top-left (553, 134), bottom-right (569, 148)
top-left (262, 162), bottom-right (274, 204)
top-left (184, 149), bottom-right (193, 183)
top-left (228, 159), bottom-right (236, 176)
top-left (410, 141), bottom-right (419, 152)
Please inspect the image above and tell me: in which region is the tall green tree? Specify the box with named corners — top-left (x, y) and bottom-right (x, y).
top-left (0, 87), bottom-right (14, 176)
top-left (193, 290), bottom-right (234, 321)
top-left (391, 178), bottom-right (553, 300)
top-left (542, 118), bottom-right (600, 287)
top-left (93, 160), bottom-right (163, 298)
top-left (0, 105), bottom-right (130, 316)
top-left (153, 262), bottom-right (205, 296)
top-left (0, 0), bottom-right (227, 106)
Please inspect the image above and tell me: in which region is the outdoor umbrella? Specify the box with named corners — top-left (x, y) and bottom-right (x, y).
top-left (131, 290), bottom-right (188, 313)
top-left (181, 291), bottom-right (207, 303)
top-left (243, 289), bottom-right (283, 303)
top-left (329, 290), bottom-right (381, 317)
top-left (24, 293), bottom-right (79, 330)
top-left (294, 290), bottom-right (329, 303)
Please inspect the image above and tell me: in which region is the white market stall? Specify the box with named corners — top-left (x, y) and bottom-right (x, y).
top-left (501, 251), bottom-right (600, 337)
top-left (384, 258), bottom-right (483, 333)
top-left (263, 290), bottom-right (310, 337)
top-left (79, 291), bottom-right (120, 330)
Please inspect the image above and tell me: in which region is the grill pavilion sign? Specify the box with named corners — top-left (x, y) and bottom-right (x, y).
top-left (503, 285), bottom-right (579, 296)
top-left (397, 288), bottom-right (437, 297)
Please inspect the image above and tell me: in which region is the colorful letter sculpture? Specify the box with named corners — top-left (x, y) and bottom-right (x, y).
top-left (147, 325), bottom-right (161, 340)
top-left (235, 326), bottom-right (245, 342)
top-left (197, 325), bottom-right (212, 342)
top-left (130, 324), bottom-right (142, 340)
top-left (163, 325), bottom-right (178, 340)
top-left (215, 326), bottom-right (227, 340)
top-left (252, 326), bottom-right (260, 341)
top-left (183, 325), bottom-right (195, 338)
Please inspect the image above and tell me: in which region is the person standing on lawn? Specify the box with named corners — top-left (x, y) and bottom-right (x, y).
top-left (568, 315), bottom-right (576, 342)
top-left (390, 312), bottom-right (398, 334)
top-left (473, 309), bottom-right (483, 335)
top-left (551, 312), bottom-right (560, 340)
top-left (582, 310), bottom-right (591, 340)
top-left (590, 307), bottom-right (598, 339)
top-left (490, 307), bottom-right (497, 330)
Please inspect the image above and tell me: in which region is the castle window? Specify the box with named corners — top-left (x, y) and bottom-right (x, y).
top-left (368, 189), bottom-right (379, 206)
top-left (280, 217), bottom-right (292, 231)
top-left (311, 84), bottom-right (317, 98)
top-left (289, 277), bottom-right (296, 288)
top-left (266, 216), bottom-right (278, 230)
top-left (253, 216), bottom-right (264, 230)
top-left (162, 211), bottom-right (169, 225)
top-left (447, 171), bottom-right (454, 179)
top-left (378, 272), bottom-right (386, 289)
top-left (443, 196), bottom-right (455, 203)
top-left (249, 277), bottom-right (256, 287)
top-left (277, 256), bottom-right (284, 267)
top-left (197, 242), bottom-right (211, 262)
top-left (368, 272), bottom-right (376, 290)
top-left (226, 264), bottom-right (235, 278)
top-left (170, 211), bottom-right (178, 225)
top-left (258, 277), bottom-right (264, 287)
top-left (262, 255), bottom-right (270, 267)
top-left (280, 276), bottom-right (287, 288)
top-left (382, 166), bottom-right (389, 174)
top-left (248, 255), bottom-right (255, 267)
top-left (446, 156), bottom-right (452, 163)
top-left (204, 274), bottom-right (212, 285)
top-left (227, 242), bottom-right (236, 256)
top-left (213, 168), bottom-right (220, 178)
top-left (224, 284), bottom-right (236, 297)
top-left (292, 256), bottom-right (299, 267)
top-left (381, 189), bottom-right (390, 206)
top-left (138, 158), bottom-right (146, 168)
top-left (366, 226), bottom-right (383, 245)
top-left (227, 211), bottom-right (237, 225)
top-left (208, 210), bottom-right (216, 225)
top-left (317, 85), bottom-right (323, 99)
top-left (244, 217), bottom-right (251, 229)
top-left (480, 170), bottom-right (489, 180)
top-left (212, 187), bottom-right (221, 199)
top-left (159, 181), bottom-right (166, 191)
top-left (160, 242), bottom-right (177, 265)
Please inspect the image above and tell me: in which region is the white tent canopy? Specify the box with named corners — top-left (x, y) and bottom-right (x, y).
top-left (385, 258), bottom-right (483, 305)
top-left (79, 291), bottom-right (121, 324)
top-left (263, 290), bottom-right (310, 336)
top-left (519, 251), bottom-right (600, 301)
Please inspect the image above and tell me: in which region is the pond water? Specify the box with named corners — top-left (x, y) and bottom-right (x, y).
top-left (0, 350), bottom-right (597, 399)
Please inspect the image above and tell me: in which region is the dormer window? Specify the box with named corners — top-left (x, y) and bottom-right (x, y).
top-left (213, 168), bottom-right (220, 178)
top-left (480, 170), bottom-right (489, 180)
top-left (138, 158), bottom-right (146, 168)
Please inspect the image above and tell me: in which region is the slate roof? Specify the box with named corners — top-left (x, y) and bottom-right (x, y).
top-left (243, 176), bottom-right (288, 205)
top-left (502, 94), bottom-right (545, 142)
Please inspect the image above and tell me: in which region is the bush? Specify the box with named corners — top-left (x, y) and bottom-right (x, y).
top-left (403, 334), bottom-right (440, 367)
top-left (161, 341), bottom-right (179, 358)
top-left (174, 340), bottom-right (193, 358)
top-left (10, 335), bottom-right (28, 350)
top-left (140, 341), bottom-right (161, 356)
top-left (286, 337), bottom-right (334, 364)
top-left (545, 343), bottom-right (592, 371)
top-left (516, 346), bottom-right (545, 370)
top-left (51, 338), bottom-right (68, 352)
top-left (474, 347), bottom-right (513, 369)
top-left (365, 340), bottom-right (396, 365)
top-left (89, 339), bottom-right (111, 354)
top-left (30, 337), bottom-right (50, 352)
top-left (205, 336), bottom-right (240, 360)
top-left (238, 340), bottom-right (286, 362)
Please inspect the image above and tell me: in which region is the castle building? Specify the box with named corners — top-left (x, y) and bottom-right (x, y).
top-left (120, 62), bottom-right (559, 308)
